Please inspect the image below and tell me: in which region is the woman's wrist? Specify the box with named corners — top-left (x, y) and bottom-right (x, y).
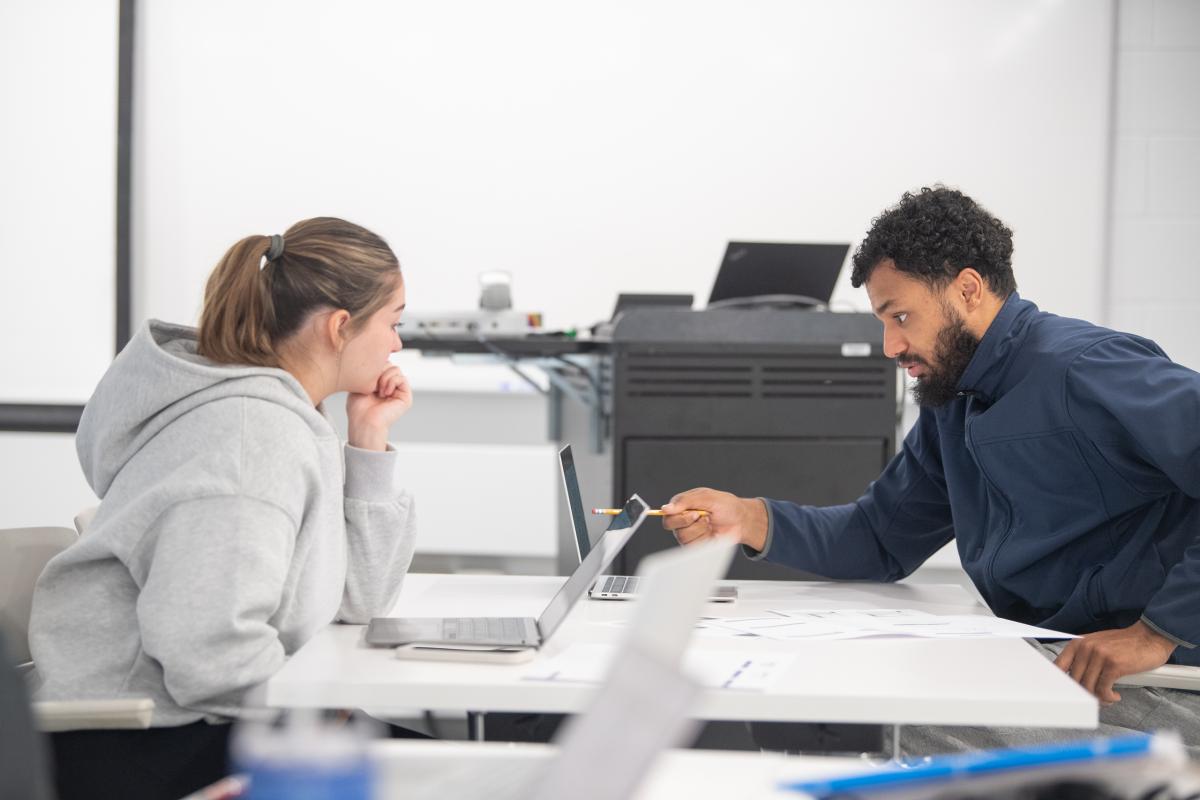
top-left (347, 425), bottom-right (388, 451)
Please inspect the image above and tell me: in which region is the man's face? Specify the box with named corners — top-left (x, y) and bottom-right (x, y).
top-left (865, 260), bottom-right (981, 407)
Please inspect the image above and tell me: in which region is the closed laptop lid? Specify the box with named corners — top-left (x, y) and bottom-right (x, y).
top-left (536, 494), bottom-right (648, 640)
top-left (557, 444), bottom-right (592, 562)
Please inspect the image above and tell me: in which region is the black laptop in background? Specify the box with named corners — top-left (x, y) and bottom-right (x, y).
top-left (708, 241), bottom-right (849, 309)
top-left (594, 293), bottom-right (694, 337)
top-left (611, 293), bottom-right (693, 318)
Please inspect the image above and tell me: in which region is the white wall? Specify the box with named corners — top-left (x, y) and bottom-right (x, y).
top-left (0, 434), bottom-right (97, 529)
top-left (1107, 0), bottom-right (1200, 370)
top-left (132, 0), bottom-right (1113, 335)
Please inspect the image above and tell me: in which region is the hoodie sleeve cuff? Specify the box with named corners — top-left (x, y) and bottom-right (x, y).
top-left (1141, 614), bottom-right (1196, 650)
top-left (740, 498), bottom-right (774, 562)
top-left (344, 443), bottom-right (399, 502)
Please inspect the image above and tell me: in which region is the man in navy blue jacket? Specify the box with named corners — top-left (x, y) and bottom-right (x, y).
top-left (664, 187), bottom-right (1200, 722)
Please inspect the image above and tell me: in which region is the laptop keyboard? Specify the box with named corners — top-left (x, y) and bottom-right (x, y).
top-left (442, 617), bottom-right (527, 641)
top-left (600, 575), bottom-right (641, 594)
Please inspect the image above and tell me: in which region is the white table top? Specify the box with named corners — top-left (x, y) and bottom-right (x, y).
top-left (370, 740), bottom-right (861, 800)
top-left (266, 574), bottom-right (1097, 729)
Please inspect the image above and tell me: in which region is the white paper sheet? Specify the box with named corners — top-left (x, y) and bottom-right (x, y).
top-left (699, 615), bottom-right (860, 641)
top-left (762, 608), bottom-right (1077, 640)
top-left (522, 643), bottom-right (793, 691)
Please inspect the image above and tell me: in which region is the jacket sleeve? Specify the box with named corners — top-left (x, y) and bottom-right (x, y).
top-left (1065, 336), bottom-right (1200, 647)
top-left (748, 409), bottom-right (955, 581)
top-left (132, 495), bottom-right (294, 715)
top-left (338, 444), bottom-right (417, 623)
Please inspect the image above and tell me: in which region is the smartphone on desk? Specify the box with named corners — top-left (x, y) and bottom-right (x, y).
top-left (393, 643), bottom-right (537, 664)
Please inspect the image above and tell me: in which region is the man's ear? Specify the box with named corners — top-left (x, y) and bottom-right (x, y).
top-left (324, 309), bottom-right (352, 353)
top-left (956, 268), bottom-right (985, 311)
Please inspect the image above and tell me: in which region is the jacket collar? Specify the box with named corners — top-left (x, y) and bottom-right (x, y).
top-left (954, 292), bottom-right (1037, 404)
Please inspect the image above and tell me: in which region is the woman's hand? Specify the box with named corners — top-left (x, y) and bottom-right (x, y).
top-left (346, 365), bottom-right (412, 451)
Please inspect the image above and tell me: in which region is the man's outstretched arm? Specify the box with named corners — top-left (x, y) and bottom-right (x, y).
top-left (663, 410), bottom-right (955, 581)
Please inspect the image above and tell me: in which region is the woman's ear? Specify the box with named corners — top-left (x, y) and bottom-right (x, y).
top-left (324, 309), bottom-right (352, 353)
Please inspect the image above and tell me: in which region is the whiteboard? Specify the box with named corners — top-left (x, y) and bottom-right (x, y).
top-left (0, 2), bottom-right (119, 405)
top-left (135, 1), bottom-right (1112, 345)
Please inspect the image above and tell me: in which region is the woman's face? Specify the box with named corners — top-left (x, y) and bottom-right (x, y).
top-left (338, 279), bottom-right (406, 395)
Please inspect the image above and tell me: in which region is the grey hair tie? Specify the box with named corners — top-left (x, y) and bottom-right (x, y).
top-left (265, 234), bottom-right (285, 262)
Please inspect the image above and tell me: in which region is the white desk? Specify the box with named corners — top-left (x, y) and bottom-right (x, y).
top-left (369, 740), bottom-right (860, 800)
top-left (266, 574), bottom-right (1097, 729)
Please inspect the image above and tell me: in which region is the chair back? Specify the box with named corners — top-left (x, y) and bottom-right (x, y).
top-left (0, 527), bottom-right (78, 666)
top-left (73, 506), bottom-right (98, 536)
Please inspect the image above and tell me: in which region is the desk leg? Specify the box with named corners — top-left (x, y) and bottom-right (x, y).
top-left (891, 724), bottom-right (901, 762)
top-left (468, 711), bottom-right (486, 742)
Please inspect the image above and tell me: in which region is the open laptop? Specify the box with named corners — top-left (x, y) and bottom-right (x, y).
top-left (707, 241), bottom-right (849, 309)
top-left (592, 293), bottom-right (694, 337)
top-left (611, 292), bottom-right (693, 318)
top-left (388, 537), bottom-right (738, 800)
top-left (365, 495), bottom-right (649, 647)
top-left (558, 445), bottom-right (736, 602)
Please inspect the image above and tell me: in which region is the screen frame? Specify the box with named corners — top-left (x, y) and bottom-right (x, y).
top-left (558, 444), bottom-right (593, 563)
top-left (0, 0), bottom-right (134, 432)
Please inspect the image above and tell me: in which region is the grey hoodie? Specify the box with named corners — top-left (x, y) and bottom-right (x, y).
top-left (29, 321), bottom-right (417, 725)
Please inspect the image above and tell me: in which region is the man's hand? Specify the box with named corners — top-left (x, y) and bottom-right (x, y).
top-left (1054, 620), bottom-right (1177, 705)
top-left (661, 488), bottom-right (768, 551)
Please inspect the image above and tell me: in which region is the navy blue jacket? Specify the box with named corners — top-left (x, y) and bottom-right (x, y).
top-left (755, 294), bottom-right (1200, 665)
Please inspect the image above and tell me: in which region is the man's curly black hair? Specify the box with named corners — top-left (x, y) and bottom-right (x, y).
top-left (850, 186), bottom-right (1017, 298)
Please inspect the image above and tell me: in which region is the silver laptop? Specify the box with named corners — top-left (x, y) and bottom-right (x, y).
top-left (558, 445), bottom-right (736, 602)
top-left (388, 537), bottom-right (739, 800)
top-left (365, 495), bottom-right (649, 647)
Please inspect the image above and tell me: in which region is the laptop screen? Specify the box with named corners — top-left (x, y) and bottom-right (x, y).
top-left (536, 495), bottom-right (648, 640)
top-left (610, 293), bottom-right (694, 321)
top-left (708, 241), bottom-right (849, 306)
top-left (558, 445), bottom-right (592, 562)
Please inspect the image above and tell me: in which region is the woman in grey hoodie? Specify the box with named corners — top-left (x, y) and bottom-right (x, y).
top-left (29, 217), bottom-right (419, 799)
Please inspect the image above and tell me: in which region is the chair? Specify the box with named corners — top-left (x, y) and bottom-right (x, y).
top-left (0, 525), bottom-right (154, 730)
top-left (73, 505), bottom-right (98, 536)
top-left (0, 526), bottom-right (78, 668)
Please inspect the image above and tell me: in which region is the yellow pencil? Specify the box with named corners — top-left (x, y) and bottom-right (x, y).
top-left (591, 507), bottom-right (709, 517)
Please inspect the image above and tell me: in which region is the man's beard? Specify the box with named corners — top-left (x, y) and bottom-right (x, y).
top-left (906, 312), bottom-right (980, 407)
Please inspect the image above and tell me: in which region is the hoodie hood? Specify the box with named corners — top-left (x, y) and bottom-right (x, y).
top-left (76, 320), bottom-right (331, 497)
